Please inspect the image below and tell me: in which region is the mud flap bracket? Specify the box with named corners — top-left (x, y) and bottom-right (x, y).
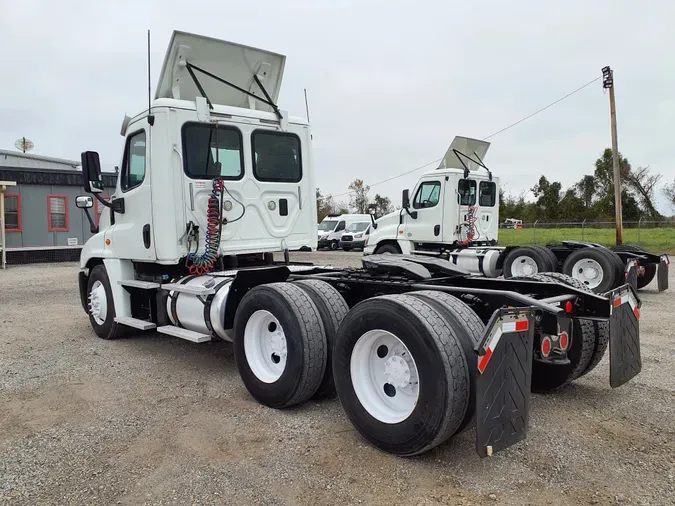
top-left (625, 260), bottom-right (638, 291)
top-left (608, 284), bottom-right (641, 388)
top-left (475, 307), bottom-right (535, 458)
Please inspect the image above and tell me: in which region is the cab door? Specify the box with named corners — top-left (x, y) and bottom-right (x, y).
top-left (403, 178), bottom-right (444, 243)
top-left (108, 123), bottom-right (156, 260)
top-left (477, 180), bottom-right (498, 240)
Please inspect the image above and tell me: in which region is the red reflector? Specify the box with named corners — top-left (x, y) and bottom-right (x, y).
top-left (541, 336), bottom-right (552, 357)
top-left (477, 347), bottom-right (493, 374)
top-left (515, 320), bottom-right (529, 332)
top-left (613, 297), bottom-right (622, 308)
top-left (559, 332), bottom-right (569, 350)
top-left (633, 307), bottom-right (640, 320)
top-left (565, 301), bottom-right (573, 313)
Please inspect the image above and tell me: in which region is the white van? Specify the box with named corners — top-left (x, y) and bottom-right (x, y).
top-left (318, 214), bottom-right (372, 250)
top-left (339, 221), bottom-right (371, 251)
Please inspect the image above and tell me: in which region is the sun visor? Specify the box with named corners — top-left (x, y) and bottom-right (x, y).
top-left (438, 136), bottom-right (491, 171)
top-left (155, 31), bottom-right (286, 112)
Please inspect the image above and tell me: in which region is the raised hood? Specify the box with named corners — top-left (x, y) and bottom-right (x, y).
top-left (438, 136), bottom-right (491, 171)
top-left (155, 31), bottom-right (286, 112)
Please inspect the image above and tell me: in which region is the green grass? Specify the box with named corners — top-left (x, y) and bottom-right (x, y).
top-left (498, 227), bottom-right (675, 255)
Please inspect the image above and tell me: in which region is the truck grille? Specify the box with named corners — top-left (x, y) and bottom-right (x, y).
top-left (342, 235), bottom-right (353, 241)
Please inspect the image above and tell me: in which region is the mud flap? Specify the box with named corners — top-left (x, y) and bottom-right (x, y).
top-left (625, 260), bottom-right (638, 291)
top-left (608, 285), bottom-right (642, 388)
top-left (657, 255), bottom-right (669, 292)
top-left (475, 308), bottom-right (534, 458)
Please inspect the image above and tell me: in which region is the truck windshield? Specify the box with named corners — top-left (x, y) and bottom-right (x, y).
top-left (346, 222), bottom-right (369, 232)
top-left (318, 220), bottom-right (337, 232)
top-left (182, 123), bottom-right (244, 180)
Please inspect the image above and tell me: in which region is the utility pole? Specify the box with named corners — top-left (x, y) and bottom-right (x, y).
top-left (602, 66), bottom-right (623, 245)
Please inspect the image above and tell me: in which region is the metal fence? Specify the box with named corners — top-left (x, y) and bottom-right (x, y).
top-left (508, 220), bottom-right (675, 245)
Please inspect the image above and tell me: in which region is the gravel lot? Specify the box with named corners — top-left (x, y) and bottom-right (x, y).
top-left (1, 251), bottom-right (674, 506)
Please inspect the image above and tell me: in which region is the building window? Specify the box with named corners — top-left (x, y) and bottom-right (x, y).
top-left (121, 130), bottom-right (147, 191)
top-left (48, 195), bottom-right (69, 232)
top-left (413, 181), bottom-right (441, 209)
top-left (252, 130), bottom-right (302, 183)
top-left (3, 194), bottom-right (22, 232)
top-left (181, 123), bottom-right (244, 180)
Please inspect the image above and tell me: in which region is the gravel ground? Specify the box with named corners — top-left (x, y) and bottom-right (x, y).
top-left (1, 251), bottom-right (674, 506)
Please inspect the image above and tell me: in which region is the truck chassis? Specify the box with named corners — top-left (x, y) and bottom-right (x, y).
top-left (78, 253), bottom-right (642, 458)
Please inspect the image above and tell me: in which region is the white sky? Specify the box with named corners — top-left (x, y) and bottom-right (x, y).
top-left (1, 0), bottom-right (673, 213)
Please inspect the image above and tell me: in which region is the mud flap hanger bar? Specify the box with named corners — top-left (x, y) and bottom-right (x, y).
top-left (474, 307), bottom-right (536, 459)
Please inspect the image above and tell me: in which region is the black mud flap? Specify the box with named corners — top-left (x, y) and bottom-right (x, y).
top-left (625, 260), bottom-right (638, 291)
top-left (475, 308), bottom-right (535, 458)
top-left (608, 284), bottom-right (642, 388)
top-left (657, 255), bottom-right (670, 292)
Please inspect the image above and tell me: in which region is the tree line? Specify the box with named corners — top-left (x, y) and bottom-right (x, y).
top-left (501, 148), bottom-right (674, 223)
top-left (316, 148), bottom-right (675, 224)
top-left (316, 179), bottom-right (394, 222)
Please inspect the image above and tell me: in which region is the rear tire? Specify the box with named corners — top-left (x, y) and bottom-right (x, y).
top-left (612, 244), bottom-right (657, 289)
top-left (233, 283), bottom-right (328, 409)
top-left (294, 280), bottom-right (349, 399)
top-left (86, 265), bottom-right (126, 340)
top-left (503, 246), bottom-right (553, 278)
top-left (408, 291), bottom-right (484, 434)
top-left (534, 246), bottom-right (560, 272)
top-left (333, 294), bottom-right (470, 456)
top-left (562, 247), bottom-right (618, 293)
top-left (507, 272), bottom-right (597, 391)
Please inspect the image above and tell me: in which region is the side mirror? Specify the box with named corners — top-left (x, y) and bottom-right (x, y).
top-left (76, 195), bottom-right (94, 209)
top-left (81, 151), bottom-right (104, 193)
top-left (402, 189), bottom-right (410, 209)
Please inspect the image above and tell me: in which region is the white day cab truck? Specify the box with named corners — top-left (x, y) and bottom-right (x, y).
top-left (363, 136), bottom-right (670, 295)
top-left (76, 31), bottom-right (644, 458)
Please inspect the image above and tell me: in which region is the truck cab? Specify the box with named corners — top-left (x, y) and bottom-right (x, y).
top-left (365, 136), bottom-right (499, 256)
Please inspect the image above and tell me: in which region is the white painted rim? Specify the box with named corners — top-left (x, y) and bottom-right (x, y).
top-left (350, 329), bottom-right (420, 424)
top-left (511, 255), bottom-right (539, 276)
top-left (244, 310), bottom-right (287, 383)
top-left (571, 258), bottom-right (605, 289)
top-left (88, 280), bottom-right (108, 325)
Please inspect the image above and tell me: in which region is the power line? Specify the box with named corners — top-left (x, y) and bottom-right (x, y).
top-left (331, 75), bottom-right (603, 198)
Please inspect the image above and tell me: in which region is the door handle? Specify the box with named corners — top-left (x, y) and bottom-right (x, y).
top-left (434, 225), bottom-right (440, 236)
top-left (143, 224), bottom-right (151, 249)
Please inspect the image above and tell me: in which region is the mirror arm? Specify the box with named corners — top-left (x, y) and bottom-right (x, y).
top-left (94, 193), bottom-right (125, 214)
top-left (82, 208), bottom-right (99, 234)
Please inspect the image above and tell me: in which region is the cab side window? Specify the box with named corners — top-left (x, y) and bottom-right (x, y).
top-left (121, 130), bottom-right (147, 192)
top-left (413, 181), bottom-right (441, 209)
top-left (458, 179), bottom-right (476, 205)
top-left (335, 221), bottom-right (346, 232)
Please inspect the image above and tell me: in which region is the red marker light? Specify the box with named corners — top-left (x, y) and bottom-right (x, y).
top-left (541, 336), bottom-right (552, 357)
top-left (565, 301), bottom-right (573, 313)
top-left (559, 332), bottom-right (569, 351)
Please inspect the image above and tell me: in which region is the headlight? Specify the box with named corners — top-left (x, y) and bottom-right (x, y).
top-left (320, 234), bottom-right (329, 240)
top-left (354, 233), bottom-right (363, 238)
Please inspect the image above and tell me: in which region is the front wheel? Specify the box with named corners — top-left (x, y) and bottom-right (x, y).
top-left (330, 240), bottom-right (339, 250)
top-left (374, 243), bottom-right (401, 255)
top-left (86, 264), bottom-right (126, 340)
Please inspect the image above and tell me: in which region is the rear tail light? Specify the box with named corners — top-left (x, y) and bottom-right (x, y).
top-left (559, 332), bottom-right (569, 351)
top-left (564, 301), bottom-right (573, 313)
top-left (541, 336), bottom-right (552, 357)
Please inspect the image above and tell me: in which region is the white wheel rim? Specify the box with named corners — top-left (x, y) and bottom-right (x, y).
top-left (571, 258), bottom-right (605, 289)
top-left (244, 310), bottom-right (288, 383)
top-left (350, 329), bottom-right (420, 424)
top-left (512, 255), bottom-right (539, 276)
top-left (88, 280), bottom-right (108, 325)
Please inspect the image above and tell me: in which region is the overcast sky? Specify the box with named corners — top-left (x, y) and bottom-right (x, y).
top-left (1, 0), bottom-right (673, 214)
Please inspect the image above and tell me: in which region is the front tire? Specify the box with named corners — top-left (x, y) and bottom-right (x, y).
top-left (333, 294), bottom-right (470, 456)
top-left (86, 264), bottom-right (126, 340)
top-left (233, 283), bottom-right (328, 409)
top-left (374, 243), bottom-right (401, 255)
top-left (330, 240), bottom-right (339, 250)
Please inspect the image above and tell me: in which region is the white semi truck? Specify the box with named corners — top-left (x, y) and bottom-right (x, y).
top-left (76, 30), bottom-right (644, 458)
top-left (363, 136), bottom-right (670, 294)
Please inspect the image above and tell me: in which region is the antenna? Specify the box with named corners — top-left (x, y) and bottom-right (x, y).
top-left (147, 29), bottom-right (155, 126)
top-left (304, 88), bottom-right (311, 122)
